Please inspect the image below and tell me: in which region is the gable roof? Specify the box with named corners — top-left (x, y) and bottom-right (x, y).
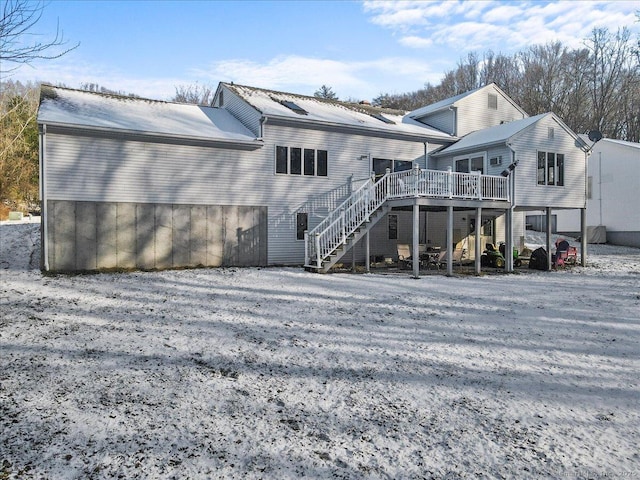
top-left (220, 83), bottom-right (454, 141)
top-left (432, 113), bottom-right (588, 156)
top-left (37, 85), bottom-right (261, 147)
top-left (578, 135), bottom-right (640, 151)
top-left (408, 83), bottom-right (528, 120)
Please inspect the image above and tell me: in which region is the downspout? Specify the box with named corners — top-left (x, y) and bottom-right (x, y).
top-left (259, 115), bottom-right (268, 140)
top-left (39, 123), bottom-right (49, 271)
top-left (423, 142), bottom-right (429, 169)
top-left (449, 106), bottom-right (456, 136)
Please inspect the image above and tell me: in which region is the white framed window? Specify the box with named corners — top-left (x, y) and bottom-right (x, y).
top-left (537, 151), bottom-right (565, 186)
top-left (454, 152), bottom-right (486, 174)
top-left (276, 145), bottom-right (328, 177)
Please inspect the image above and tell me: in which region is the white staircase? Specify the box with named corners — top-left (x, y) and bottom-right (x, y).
top-left (304, 174), bottom-right (389, 273)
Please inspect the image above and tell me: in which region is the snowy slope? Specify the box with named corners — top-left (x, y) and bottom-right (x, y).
top-left (1, 221), bottom-right (639, 479)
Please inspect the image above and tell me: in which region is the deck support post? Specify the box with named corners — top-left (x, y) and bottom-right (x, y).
top-left (365, 231), bottom-right (370, 273)
top-left (475, 207), bottom-right (482, 275)
top-left (580, 207), bottom-right (587, 266)
top-left (446, 205), bottom-right (454, 276)
top-left (412, 201), bottom-right (420, 279)
top-left (546, 207), bottom-right (553, 271)
top-left (506, 207), bottom-right (513, 272)
top-left (352, 242), bottom-right (356, 272)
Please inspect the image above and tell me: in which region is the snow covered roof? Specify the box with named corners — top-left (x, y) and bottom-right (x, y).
top-left (578, 134), bottom-right (640, 151)
top-left (407, 83), bottom-right (527, 120)
top-left (37, 86), bottom-right (261, 147)
top-left (433, 113), bottom-right (588, 156)
top-left (221, 83), bottom-right (454, 141)
top-left (432, 114), bottom-right (548, 156)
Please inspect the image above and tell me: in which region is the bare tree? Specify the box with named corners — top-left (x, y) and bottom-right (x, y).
top-left (172, 83), bottom-right (215, 105)
top-left (1, 0), bottom-right (79, 73)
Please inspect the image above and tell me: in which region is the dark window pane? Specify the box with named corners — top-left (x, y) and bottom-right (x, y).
top-left (290, 148), bottom-right (302, 175)
top-left (317, 150), bottom-right (328, 176)
top-left (296, 212), bottom-right (308, 240)
top-left (304, 149), bottom-right (315, 176)
top-left (557, 154), bottom-right (564, 186)
top-left (394, 160), bottom-right (413, 172)
top-left (537, 151), bottom-right (546, 185)
top-left (276, 146), bottom-right (288, 174)
top-left (373, 158), bottom-right (392, 179)
top-left (547, 153), bottom-right (555, 185)
top-left (455, 158), bottom-right (469, 172)
top-left (471, 156), bottom-right (484, 174)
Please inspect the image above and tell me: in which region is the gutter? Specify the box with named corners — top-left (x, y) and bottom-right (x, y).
top-left (41, 122), bottom-right (264, 150)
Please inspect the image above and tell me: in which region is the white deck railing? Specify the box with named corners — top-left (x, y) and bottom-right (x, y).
top-left (305, 167), bottom-right (509, 269)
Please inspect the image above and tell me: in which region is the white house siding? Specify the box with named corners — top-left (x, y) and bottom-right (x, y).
top-left (455, 86), bottom-right (527, 137)
top-left (214, 85), bottom-right (262, 136)
top-left (262, 122), bottom-right (438, 264)
top-left (555, 139), bottom-right (640, 247)
top-left (510, 117), bottom-right (586, 209)
top-left (421, 110), bottom-right (454, 136)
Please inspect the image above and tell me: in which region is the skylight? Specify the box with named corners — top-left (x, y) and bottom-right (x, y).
top-left (370, 113), bottom-right (395, 125)
top-left (280, 100), bottom-right (308, 115)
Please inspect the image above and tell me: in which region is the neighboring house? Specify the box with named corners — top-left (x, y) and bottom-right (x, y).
top-left (37, 82), bottom-right (589, 274)
top-left (554, 137), bottom-right (640, 248)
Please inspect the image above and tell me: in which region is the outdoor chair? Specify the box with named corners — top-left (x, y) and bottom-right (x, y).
top-left (397, 244), bottom-right (412, 269)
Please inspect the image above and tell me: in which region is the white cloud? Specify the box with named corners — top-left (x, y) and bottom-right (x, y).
top-left (363, 0), bottom-right (640, 53)
top-left (193, 55), bottom-right (441, 100)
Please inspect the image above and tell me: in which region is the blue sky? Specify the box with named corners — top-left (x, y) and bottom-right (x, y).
top-left (6, 0), bottom-right (639, 101)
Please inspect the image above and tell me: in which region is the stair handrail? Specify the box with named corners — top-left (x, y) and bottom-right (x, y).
top-left (305, 172), bottom-right (390, 268)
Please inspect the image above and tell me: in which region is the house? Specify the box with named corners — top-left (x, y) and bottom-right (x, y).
top-left (36, 82), bottom-right (590, 275)
top-left (554, 137), bottom-right (640, 248)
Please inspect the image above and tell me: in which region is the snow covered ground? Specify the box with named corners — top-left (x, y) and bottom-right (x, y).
top-left (1, 220), bottom-right (639, 479)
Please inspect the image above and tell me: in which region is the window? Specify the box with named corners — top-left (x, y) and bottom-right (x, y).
top-left (489, 155), bottom-right (502, 166)
top-left (537, 151), bottom-right (565, 186)
top-left (370, 113), bottom-right (395, 124)
top-left (317, 150), bottom-right (328, 176)
top-left (276, 146), bottom-right (328, 177)
top-left (455, 153), bottom-right (485, 174)
top-left (537, 151), bottom-right (546, 185)
top-left (290, 148), bottom-right (302, 175)
top-left (276, 146), bottom-right (288, 174)
top-left (557, 154), bottom-right (564, 186)
top-left (548, 127), bottom-right (554, 139)
top-left (218, 90), bottom-right (224, 107)
top-left (488, 93), bottom-right (498, 110)
top-left (280, 100), bottom-right (308, 115)
top-left (587, 176), bottom-right (592, 199)
top-left (547, 153), bottom-right (555, 185)
top-left (296, 213), bottom-right (308, 240)
top-left (373, 158), bottom-right (413, 179)
top-left (304, 149), bottom-right (315, 176)
top-left (388, 214), bottom-right (398, 240)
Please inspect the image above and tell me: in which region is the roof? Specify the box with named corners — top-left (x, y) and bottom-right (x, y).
top-left (37, 85), bottom-right (260, 146)
top-left (432, 112), bottom-right (588, 156)
top-left (221, 83), bottom-right (454, 140)
top-left (432, 114), bottom-right (547, 156)
top-left (408, 83), bottom-right (527, 120)
top-left (578, 134), bottom-right (640, 151)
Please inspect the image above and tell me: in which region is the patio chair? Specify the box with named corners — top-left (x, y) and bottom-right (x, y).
top-left (397, 243), bottom-right (412, 269)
